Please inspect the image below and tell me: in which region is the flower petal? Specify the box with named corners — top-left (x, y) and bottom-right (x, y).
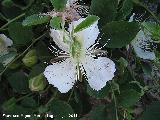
top-left (69, 18), bottom-right (99, 49)
top-left (66, 0), bottom-right (78, 7)
top-left (131, 30), bottom-right (156, 60)
top-left (50, 29), bottom-right (70, 52)
top-left (44, 58), bottom-right (76, 93)
top-left (0, 34), bottom-right (13, 47)
top-left (82, 56), bottom-right (116, 91)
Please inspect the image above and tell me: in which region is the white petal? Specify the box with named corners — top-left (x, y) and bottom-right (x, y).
top-left (0, 34), bottom-right (13, 47)
top-left (69, 18), bottom-right (99, 49)
top-left (131, 30), bottom-right (156, 60)
top-left (66, 0), bottom-right (78, 7)
top-left (82, 56), bottom-right (116, 91)
top-left (50, 29), bottom-right (70, 52)
top-left (43, 58), bottom-right (76, 93)
top-left (128, 13), bottom-right (135, 22)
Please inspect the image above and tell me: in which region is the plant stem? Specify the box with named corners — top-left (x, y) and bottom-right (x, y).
top-left (67, 87), bottom-right (74, 103)
top-left (0, 13), bottom-right (25, 30)
top-left (0, 13), bottom-right (9, 22)
top-left (110, 81), bottom-right (119, 120)
top-left (16, 93), bottom-right (33, 102)
top-left (46, 90), bottom-right (58, 106)
top-left (0, 33), bottom-right (47, 76)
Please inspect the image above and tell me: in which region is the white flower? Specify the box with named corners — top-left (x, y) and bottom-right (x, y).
top-left (42, 0), bottom-right (84, 22)
top-left (128, 13), bottom-right (156, 60)
top-left (131, 30), bottom-right (156, 60)
top-left (66, 0), bottom-right (78, 8)
top-left (44, 18), bottom-right (116, 93)
top-left (0, 34), bottom-right (15, 66)
top-left (0, 34), bottom-right (13, 54)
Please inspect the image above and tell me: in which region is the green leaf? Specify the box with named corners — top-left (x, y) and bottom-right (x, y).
top-left (22, 14), bottom-right (50, 26)
top-left (142, 62), bottom-right (152, 77)
top-left (2, 0), bottom-right (14, 8)
top-left (50, 16), bottom-right (62, 29)
top-left (101, 21), bottom-right (139, 48)
top-left (21, 97), bottom-right (37, 108)
top-left (142, 22), bottom-right (160, 40)
top-left (118, 89), bottom-right (141, 108)
top-left (117, 0), bottom-right (133, 20)
top-left (90, 0), bottom-right (118, 26)
top-left (141, 101), bottom-right (160, 120)
top-left (35, 41), bottom-right (52, 62)
top-left (1, 5), bottom-right (22, 19)
top-left (28, 63), bottom-right (46, 79)
top-left (74, 15), bottom-right (99, 33)
top-left (87, 83), bottom-right (111, 99)
top-left (0, 51), bottom-right (17, 66)
top-left (7, 71), bottom-right (30, 93)
top-left (2, 97), bottom-right (16, 111)
top-left (0, 63), bottom-right (4, 72)
top-left (5, 105), bottom-right (34, 120)
top-left (50, 0), bottom-right (67, 11)
top-left (26, 0), bottom-right (45, 15)
top-left (89, 104), bottom-right (116, 120)
top-left (49, 100), bottom-right (76, 120)
top-left (117, 57), bottom-right (128, 75)
top-left (89, 105), bottom-right (107, 120)
top-left (8, 22), bottom-right (33, 45)
top-left (38, 105), bottom-right (48, 114)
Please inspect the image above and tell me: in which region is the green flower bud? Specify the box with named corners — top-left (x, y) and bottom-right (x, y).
top-left (2, 97), bottom-right (16, 111)
top-left (22, 49), bottom-right (38, 67)
top-left (29, 74), bottom-right (46, 91)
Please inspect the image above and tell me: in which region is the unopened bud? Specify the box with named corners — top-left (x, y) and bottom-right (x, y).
top-left (22, 50), bottom-right (38, 67)
top-left (29, 74), bottom-right (46, 91)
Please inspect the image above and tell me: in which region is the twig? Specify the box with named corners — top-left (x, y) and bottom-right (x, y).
top-left (0, 13), bottom-right (25, 30)
top-left (16, 93), bottom-right (33, 102)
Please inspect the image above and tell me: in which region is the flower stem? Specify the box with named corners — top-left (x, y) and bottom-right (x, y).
top-left (0, 32), bottom-right (47, 76)
top-left (0, 13), bottom-right (25, 30)
top-left (110, 81), bottom-right (119, 120)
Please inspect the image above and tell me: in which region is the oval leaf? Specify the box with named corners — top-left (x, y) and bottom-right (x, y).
top-left (90, 0), bottom-right (117, 26)
top-left (141, 101), bottom-right (160, 120)
top-left (22, 14), bottom-right (50, 26)
top-left (118, 89), bottom-right (141, 108)
top-left (101, 21), bottom-right (140, 48)
top-left (50, 16), bottom-right (62, 29)
top-left (50, 0), bottom-right (67, 11)
top-left (9, 22), bottom-right (33, 45)
top-left (74, 15), bottom-right (99, 33)
top-left (49, 100), bottom-right (76, 120)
